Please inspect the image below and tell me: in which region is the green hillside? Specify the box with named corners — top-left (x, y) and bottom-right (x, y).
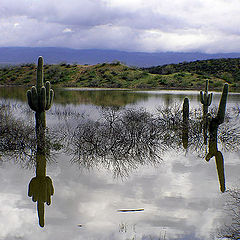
top-left (0, 59), bottom-right (238, 91)
top-left (145, 58), bottom-right (240, 90)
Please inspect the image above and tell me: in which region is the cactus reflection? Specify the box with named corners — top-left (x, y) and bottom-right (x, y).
top-left (28, 127), bottom-right (54, 227)
top-left (205, 84), bottom-right (229, 193)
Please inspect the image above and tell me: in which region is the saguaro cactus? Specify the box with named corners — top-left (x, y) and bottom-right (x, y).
top-left (200, 80), bottom-right (213, 144)
top-left (27, 56), bottom-right (54, 128)
top-left (200, 80), bottom-right (213, 114)
top-left (182, 97), bottom-right (189, 149)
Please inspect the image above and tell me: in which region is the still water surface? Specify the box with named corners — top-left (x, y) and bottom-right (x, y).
top-left (0, 87), bottom-right (240, 240)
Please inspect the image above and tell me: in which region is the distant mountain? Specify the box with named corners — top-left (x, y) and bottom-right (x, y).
top-left (1, 47), bottom-right (240, 67)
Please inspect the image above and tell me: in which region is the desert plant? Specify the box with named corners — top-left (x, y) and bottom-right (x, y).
top-left (182, 97), bottom-right (189, 149)
top-left (26, 56), bottom-right (54, 129)
top-left (200, 79), bottom-right (213, 115)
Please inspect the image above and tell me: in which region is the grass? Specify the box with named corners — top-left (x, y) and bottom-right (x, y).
top-left (0, 61), bottom-right (233, 91)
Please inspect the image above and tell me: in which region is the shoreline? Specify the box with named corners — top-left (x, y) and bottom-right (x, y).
top-left (1, 84), bottom-right (240, 93)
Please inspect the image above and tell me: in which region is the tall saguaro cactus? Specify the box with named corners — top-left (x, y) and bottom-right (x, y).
top-left (27, 56), bottom-right (54, 129)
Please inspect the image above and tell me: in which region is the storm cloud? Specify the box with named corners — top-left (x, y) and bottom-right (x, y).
top-left (1, 0), bottom-right (240, 53)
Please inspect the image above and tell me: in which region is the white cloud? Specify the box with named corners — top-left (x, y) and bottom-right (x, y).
top-left (63, 28), bottom-right (73, 33)
top-left (0, 0), bottom-right (240, 52)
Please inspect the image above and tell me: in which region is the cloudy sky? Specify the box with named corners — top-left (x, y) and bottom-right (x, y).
top-left (1, 0), bottom-right (240, 53)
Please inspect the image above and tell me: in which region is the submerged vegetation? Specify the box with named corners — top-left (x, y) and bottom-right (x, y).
top-left (1, 58), bottom-right (239, 90)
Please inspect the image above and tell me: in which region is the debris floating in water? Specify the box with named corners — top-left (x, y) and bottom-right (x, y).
top-left (117, 209), bottom-right (144, 212)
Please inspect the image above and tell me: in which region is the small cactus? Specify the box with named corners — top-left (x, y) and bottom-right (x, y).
top-left (200, 80), bottom-right (213, 109)
top-left (182, 97), bottom-right (189, 149)
top-left (27, 57), bottom-right (54, 128)
top-left (183, 97), bottom-right (189, 122)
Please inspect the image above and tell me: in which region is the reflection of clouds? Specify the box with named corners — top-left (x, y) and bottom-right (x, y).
top-left (0, 193), bottom-right (35, 239)
top-left (1, 99), bottom-right (240, 240)
top-left (0, 150), bottom-right (235, 239)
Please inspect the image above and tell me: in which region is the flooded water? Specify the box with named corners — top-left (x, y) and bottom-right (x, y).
top-left (0, 87), bottom-right (240, 240)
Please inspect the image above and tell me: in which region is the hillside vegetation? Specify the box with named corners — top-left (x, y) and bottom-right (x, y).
top-left (0, 58), bottom-right (239, 91)
top-left (145, 58), bottom-right (240, 89)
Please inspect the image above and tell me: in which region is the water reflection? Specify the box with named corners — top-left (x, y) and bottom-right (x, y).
top-left (66, 99), bottom-right (239, 185)
top-left (217, 188), bottom-right (240, 239)
top-left (0, 101), bottom-right (36, 164)
top-left (1, 80), bottom-right (240, 235)
top-left (68, 107), bottom-right (163, 178)
top-left (27, 126), bottom-right (54, 227)
top-left (1, 92), bottom-right (239, 184)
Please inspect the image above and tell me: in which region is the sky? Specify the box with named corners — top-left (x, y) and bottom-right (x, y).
top-left (1, 0), bottom-right (240, 53)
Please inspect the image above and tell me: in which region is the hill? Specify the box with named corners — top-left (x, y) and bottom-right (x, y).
top-left (144, 58), bottom-right (240, 89)
top-left (0, 61), bottom-right (230, 90)
top-left (1, 47), bottom-right (240, 67)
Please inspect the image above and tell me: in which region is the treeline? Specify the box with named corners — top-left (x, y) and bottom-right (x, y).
top-left (144, 58), bottom-right (240, 86)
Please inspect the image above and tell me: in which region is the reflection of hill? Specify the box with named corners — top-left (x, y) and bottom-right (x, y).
top-left (0, 86), bottom-right (29, 101)
top-left (0, 87), bottom-right (150, 107)
top-left (55, 89), bottom-right (150, 106)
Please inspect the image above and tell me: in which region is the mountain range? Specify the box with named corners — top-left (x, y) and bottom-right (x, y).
top-left (1, 47), bottom-right (240, 67)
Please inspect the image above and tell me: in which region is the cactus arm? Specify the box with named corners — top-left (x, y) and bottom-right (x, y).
top-left (27, 90), bottom-right (37, 111)
top-left (32, 190), bottom-right (38, 202)
top-left (207, 93), bottom-right (213, 106)
top-left (37, 202), bottom-right (45, 227)
top-left (45, 82), bottom-right (54, 110)
top-left (31, 86), bottom-right (38, 111)
top-left (48, 89), bottom-right (54, 109)
top-left (40, 87), bottom-right (46, 111)
top-left (45, 81), bottom-right (51, 107)
top-left (215, 151), bottom-right (225, 193)
top-left (46, 176), bottom-right (54, 194)
top-left (28, 177), bottom-right (36, 197)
